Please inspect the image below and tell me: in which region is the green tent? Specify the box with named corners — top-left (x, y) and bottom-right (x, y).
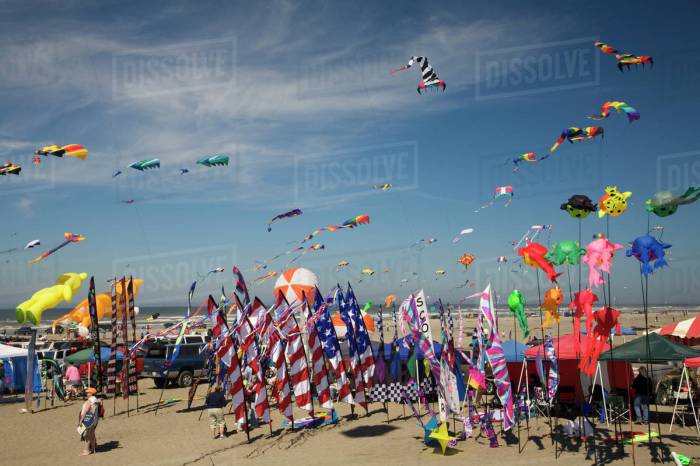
top-left (64, 347), bottom-right (123, 365)
top-left (599, 333), bottom-right (700, 363)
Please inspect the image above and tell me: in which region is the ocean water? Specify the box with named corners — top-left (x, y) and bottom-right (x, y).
top-left (2, 304), bottom-right (695, 330)
top-left (1, 306), bottom-right (185, 330)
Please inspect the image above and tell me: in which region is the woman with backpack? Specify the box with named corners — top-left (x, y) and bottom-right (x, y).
top-left (77, 387), bottom-right (103, 455)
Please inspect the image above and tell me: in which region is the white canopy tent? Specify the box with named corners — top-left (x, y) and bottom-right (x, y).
top-left (0, 343), bottom-right (29, 359)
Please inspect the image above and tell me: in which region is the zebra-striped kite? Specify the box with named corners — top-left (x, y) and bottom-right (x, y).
top-left (391, 56), bottom-right (446, 94)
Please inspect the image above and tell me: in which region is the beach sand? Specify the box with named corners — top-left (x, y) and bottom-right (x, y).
top-left (1, 310), bottom-right (699, 465)
top-left (1, 383), bottom-right (698, 466)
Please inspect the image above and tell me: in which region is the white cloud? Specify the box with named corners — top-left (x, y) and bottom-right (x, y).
top-left (0, 6), bottom-right (557, 204)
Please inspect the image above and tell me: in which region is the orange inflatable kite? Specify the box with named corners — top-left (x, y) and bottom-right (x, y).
top-left (52, 278), bottom-right (143, 336)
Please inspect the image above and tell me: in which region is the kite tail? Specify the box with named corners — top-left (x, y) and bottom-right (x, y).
top-left (550, 139), bottom-right (563, 153)
top-left (390, 66), bottom-right (408, 75)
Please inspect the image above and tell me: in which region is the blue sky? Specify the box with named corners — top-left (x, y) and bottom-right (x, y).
top-left (1, 0), bottom-right (700, 309)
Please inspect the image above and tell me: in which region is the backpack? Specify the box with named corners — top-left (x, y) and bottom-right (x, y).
top-left (98, 402), bottom-right (105, 418)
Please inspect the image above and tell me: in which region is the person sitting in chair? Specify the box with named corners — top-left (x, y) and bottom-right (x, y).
top-left (631, 367), bottom-right (652, 424)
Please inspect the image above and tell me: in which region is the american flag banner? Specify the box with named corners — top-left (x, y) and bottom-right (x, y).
top-left (237, 312), bottom-right (270, 424)
top-left (106, 280), bottom-right (118, 395)
top-left (345, 285), bottom-right (376, 389)
top-left (267, 330), bottom-right (293, 421)
top-left (313, 291), bottom-right (353, 405)
top-left (278, 309), bottom-right (313, 413)
top-left (337, 288), bottom-right (367, 410)
top-left (305, 301), bottom-right (332, 409)
top-left (120, 277), bottom-right (129, 399)
top-left (217, 335), bottom-right (247, 429)
top-left (127, 277), bottom-right (139, 396)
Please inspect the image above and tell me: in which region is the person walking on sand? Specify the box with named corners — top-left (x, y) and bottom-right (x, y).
top-left (78, 387), bottom-right (103, 455)
top-left (206, 384), bottom-right (227, 439)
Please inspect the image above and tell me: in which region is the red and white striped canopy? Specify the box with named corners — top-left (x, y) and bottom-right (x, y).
top-left (654, 316), bottom-right (700, 343)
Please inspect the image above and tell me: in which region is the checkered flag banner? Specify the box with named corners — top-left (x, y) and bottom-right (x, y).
top-left (369, 379), bottom-right (435, 403)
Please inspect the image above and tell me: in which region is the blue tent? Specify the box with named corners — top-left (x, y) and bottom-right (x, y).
top-left (374, 336), bottom-right (443, 361)
top-left (502, 340), bottom-right (528, 362)
top-left (1, 356), bottom-right (42, 393)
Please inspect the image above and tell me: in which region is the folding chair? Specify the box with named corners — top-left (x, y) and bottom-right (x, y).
top-left (605, 394), bottom-right (630, 425)
top-left (532, 387), bottom-right (551, 418)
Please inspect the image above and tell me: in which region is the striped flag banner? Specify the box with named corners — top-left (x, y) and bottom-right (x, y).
top-left (238, 310), bottom-right (270, 424)
top-left (106, 280), bottom-right (118, 395)
top-left (268, 330), bottom-right (293, 421)
top-left (120, 277), bottom-right (129, 399)
top-left (305, 301), bottom-right (332, 409)
top-left (279, 311), bottom-right (313, 413)
top-left (127, 277), bottom-right (138, 396)
top-left (217, 335), bottom-right (247, 429)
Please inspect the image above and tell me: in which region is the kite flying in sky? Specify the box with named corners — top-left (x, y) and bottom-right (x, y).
top-left (301, 214), bottom-right (370, 242)
top-left (24, 239), bottom-right (40, 249)
top-left (413, 238), bottom-right (437, 249)
top-left (452, 228), bottom-right (474, 243)
top-left (35, 144), bottom-right (88, 162)
top-left (587, 101), bottom-right (640, 123)
top-left (595, 41), bottom-right (653, 72)
top-left (0, 162), bottom-right (21, 175)
top-left (373, 183), bottom-right (392, 191)
top-left (29, 232), bottom-right (85, 265)
top-left (478, 186), bottom-right (514, 211)
top-left (391, 56), bottom-right (446, 94)
top-left (512, 152), bottom-right (539, 171)
top-left (128, 158), bottom-right (160, 171)
top-left (549, 127), bottom-right (604, 154)
top-left (289, 243), bottom-right (325, 264)
top-left (267, 209), bottom-right (303, 232)
top-left (197, 155), bottom-right (229, 167)
top-left (457, 253), bottom-right (475, 270)
top-left (254, 271), bottom-right (278, 285)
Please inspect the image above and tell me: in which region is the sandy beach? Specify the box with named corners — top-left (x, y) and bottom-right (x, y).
top-left (1, 382), bottom-right (698, 466)
top-left (2, 310), bottom-right (699, 466)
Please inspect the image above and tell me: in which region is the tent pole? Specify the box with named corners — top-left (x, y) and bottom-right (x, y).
top-left (513, 308), bottom-right (521, 453)
top-left (669, 366), bottom-right (683, 433)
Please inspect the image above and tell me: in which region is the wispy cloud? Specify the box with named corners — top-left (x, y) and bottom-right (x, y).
top-left (0, 5), bottom-right (556, 206)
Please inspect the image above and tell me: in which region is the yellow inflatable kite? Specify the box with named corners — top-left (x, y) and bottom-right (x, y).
top-left (51, 278), bottom-right (144, 336)
top-left (16, 273), bottom-right (88, 325)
